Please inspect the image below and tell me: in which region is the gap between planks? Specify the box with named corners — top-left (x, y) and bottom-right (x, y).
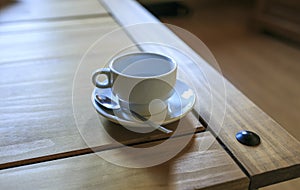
top-left (0, 13), bottom-right (110, 25)
top-left (0, 111), bottom-right (205, 170)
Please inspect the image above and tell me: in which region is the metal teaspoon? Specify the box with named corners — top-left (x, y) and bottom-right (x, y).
top-left (95, 94), bottom-right (173, 134)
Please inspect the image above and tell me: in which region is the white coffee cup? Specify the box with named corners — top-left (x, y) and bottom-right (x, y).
top-left (92, 52), bottom-right (177, 116)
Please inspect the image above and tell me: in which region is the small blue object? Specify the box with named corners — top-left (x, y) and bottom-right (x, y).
top-left (236, 130), bottom-right (261, 146)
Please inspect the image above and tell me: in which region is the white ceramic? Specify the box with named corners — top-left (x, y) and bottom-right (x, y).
top-left (91, 80), bottom-right (196, 128)
top-left (92, 53), bottom-right (177, 116)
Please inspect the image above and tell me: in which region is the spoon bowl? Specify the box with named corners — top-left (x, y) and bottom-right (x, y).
top-left (96, 94), bottom-right (120, 110)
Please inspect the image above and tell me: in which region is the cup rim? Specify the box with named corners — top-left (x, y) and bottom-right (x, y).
top-left (109, 52), bottom-right (177, 79)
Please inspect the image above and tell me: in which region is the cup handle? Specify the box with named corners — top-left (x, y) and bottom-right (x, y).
top-left (92, 68), bottom-right (112, 88)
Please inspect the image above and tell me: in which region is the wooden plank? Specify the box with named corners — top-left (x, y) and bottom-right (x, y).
top-left (162, 6), bottom-right (300, 189)
top-left (0, 17), bottom-right (119, 63)
top-left (101, 0), bottom-right (300, 188)
top-left (0, 16), bottom-right (114, 34)
top-left (0, 132), bottom-right (249, 190)
top-left (0, 0), bottom-right (107, 23)
top-left (0, 17), bottom-right (116, 166)
top-left (0, 17), bottom-right (204, 168)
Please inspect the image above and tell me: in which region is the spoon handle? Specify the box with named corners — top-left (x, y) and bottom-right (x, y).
top-left (130, 110), bottom-right (173, 134)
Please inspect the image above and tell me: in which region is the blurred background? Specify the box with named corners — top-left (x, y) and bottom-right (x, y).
top-left (140, 0), bottom-right (300, 189)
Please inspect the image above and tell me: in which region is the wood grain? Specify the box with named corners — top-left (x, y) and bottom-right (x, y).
top-left (0, 15), bottom-right (204, 168)
top-left (101, 0), bottom-right (300, 188)
top-left (0, 17), bottom-right (119, 63)
top-left (0, 0), bottom-right (107, 23)
top-left (0, 132), bottom-right (249, 190)
top-left (161, 3), bottom-right (300, 189)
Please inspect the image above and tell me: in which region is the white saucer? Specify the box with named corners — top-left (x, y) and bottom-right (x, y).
top-left (92, 80), bottom-right (196, 128)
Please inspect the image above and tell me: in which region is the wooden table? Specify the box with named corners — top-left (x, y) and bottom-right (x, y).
top-left (0, 0), bottom-right (299, 189)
